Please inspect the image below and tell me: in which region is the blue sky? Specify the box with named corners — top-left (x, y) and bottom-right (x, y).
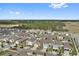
top-left (0, 3), bottom-right (79, 20)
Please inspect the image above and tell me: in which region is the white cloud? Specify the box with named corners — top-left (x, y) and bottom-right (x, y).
top-left (9, 11), bottom-right (20, 15)
top-left (15, 11), bottom-right (20, 15)
top-left (49, 3), bottom-right (68, 9)
top-left (63, 5), bottom-right (68, 8)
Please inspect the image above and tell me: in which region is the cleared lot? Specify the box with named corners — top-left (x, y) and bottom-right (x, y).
top-left (64, 22), bottom-right (79, 33)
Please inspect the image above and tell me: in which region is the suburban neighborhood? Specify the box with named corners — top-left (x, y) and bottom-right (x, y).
top-left (0, 24), bottom-right (79, 56)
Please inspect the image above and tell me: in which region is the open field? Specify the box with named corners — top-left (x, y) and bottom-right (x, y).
top-left (0, 20), bottom-right (79, 33)
top-left (0, 20), bottom-right (66, 31)
top-left (64, 22), bottom-right (79, 33)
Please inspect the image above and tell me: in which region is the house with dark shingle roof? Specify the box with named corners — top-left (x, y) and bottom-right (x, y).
top-left (64, 42), bottom-right (71, 51)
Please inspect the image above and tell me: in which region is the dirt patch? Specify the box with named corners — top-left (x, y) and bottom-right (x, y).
top-left (64, 22), bottom-right (79, 33)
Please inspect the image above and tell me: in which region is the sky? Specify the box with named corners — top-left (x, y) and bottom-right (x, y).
top-left (0, 3), bottom-right (79, 20)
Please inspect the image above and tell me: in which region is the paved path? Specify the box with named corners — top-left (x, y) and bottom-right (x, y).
top-left (16, 48), bottom-right (56, 56)
top-left (71, 34), bottom-right (79, 55)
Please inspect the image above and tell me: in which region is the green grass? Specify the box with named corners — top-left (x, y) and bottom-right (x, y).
top-left (0, 50), bottom-right (11, 56)
top-left (70, 39), bottom-right (77, 56)
top-left (12, 21), bottom-right (66, 31)
top-left (0, 20), bottom-right (67, 31)
top-left (47, 48), bottom-right (53, 52)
